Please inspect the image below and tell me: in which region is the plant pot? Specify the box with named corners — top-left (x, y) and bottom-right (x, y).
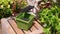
top-left (15, 12), bottom-right (35, 30)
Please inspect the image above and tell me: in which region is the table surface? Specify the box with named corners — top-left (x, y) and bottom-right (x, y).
top-left (1, 18), bottom-right (43, 34)
top-left (0, 24), bottom-right (2, 34)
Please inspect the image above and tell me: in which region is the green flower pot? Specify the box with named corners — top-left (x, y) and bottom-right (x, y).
top-left (15, 12), bottom-right (35, 30)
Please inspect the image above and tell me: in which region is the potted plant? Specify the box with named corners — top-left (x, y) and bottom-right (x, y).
top-left (15, 12), bottom-right (35, 30)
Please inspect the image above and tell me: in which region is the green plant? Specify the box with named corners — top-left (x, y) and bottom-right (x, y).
top-left (20, 0), bottom-right (28, 9)
top-left (39, 6), bottom-right (60, 34)
top-left (2, 8), bottom-right (12, 17)
top-left (15, 12), bottom-right (35, 30)
top-left (13, 0), bottom-right (28, 13)
top-left (0, 0), bottom-right (13, 19)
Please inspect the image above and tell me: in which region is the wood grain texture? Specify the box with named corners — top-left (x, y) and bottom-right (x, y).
top-left (1, 18), bottom-right (43, 34)
top-left (1, 18), bottom-right (16, 34)
top-left (0, 24), bottom-right (2, 34)
top-left (8, 19), bottom-right (24, 34)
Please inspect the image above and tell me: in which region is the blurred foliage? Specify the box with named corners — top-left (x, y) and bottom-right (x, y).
top-left (0, 0), bottom-right (14, 19)
top-left (20, 0), bottom-right (28, 9)
top-left (39, 6), bottom-right (60, 34)
top-left (13, 0), bottom-right (28, 13)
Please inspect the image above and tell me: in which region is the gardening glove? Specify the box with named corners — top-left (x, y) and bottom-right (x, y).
top-left (21, 5), bottom-right (34, 12)
top-left (27, 11), bottom-right (36, 16)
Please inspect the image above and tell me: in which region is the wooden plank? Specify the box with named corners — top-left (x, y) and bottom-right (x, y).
top-left (1, 18), bottom-right (16, 34)
top-left (8, 19), bottom-right (32, 34)
top-left (0, 24), bottom-right (2, 34)
top-left (8, 19), bottom-right (24, 34)
top-left (25, 21), bottom-right (43, 34)
top-left (23, 30), bottom-right (31, 34)
top-left (8, 19), bottom-right (44, 34)
top-left (30, 25), bottom-right (37, 32)
top-left (33, 21), bottom-right (43, 33)
top-left (1, 18), bottom-right (43, 34)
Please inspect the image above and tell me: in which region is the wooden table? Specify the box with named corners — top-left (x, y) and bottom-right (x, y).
top-left (0, 24), bottom-right (2, 34)
top-left (1, 17), bottom-right (43, 34)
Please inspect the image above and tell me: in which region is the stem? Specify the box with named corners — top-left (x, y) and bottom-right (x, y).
top-left (51, 26), bottom-right (56, 34)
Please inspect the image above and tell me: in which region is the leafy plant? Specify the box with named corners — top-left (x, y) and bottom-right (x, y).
top-left (0, 0), bottom-right (13, 19)
top-left (43, 27), bottom-right (51, 34)
top-left (20, 0), bottom-right (28, 9)
top-left (39, 6), bottom-right (60, 34)
top-left (2, 8), bottom-right (12, 17)
top-left (13, 0), bottom-right (28, 13)
top-left (15, 12), bottom-right (35, 30)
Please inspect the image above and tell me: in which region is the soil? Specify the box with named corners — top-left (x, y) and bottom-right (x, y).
top-left (21, 18), bottom-right (29, 21)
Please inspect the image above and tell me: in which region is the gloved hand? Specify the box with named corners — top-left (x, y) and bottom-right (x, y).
top-left (21, 5), bottom-right (34, 12)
